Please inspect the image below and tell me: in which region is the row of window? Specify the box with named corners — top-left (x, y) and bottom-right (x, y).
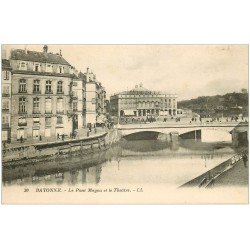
top-left (2, 115), bottom-right (65, 133)
top-left (2, 97), bottom-right (79, 112)
top-left (120, 98), bottom-right (175, 103)
top-left (119, 94), bottom-right (177, 98)
top-left (18, 116), bottom-right (63, 126)
top-left (120, 102), bottom-right (176, 107)
top-left (19, 79), bottom-right (64, 93)
top-left (18, 97), bottom-right (78, 113)
top-left (19, 61), bottom-right (65, 74)
top-left (4, 80), bottom-right (80, 97)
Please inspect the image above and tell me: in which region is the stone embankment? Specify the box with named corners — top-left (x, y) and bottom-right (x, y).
top-left (2, 129), bottom-right (122, 166)
top-left (181, 149), bottom-right (248, 188)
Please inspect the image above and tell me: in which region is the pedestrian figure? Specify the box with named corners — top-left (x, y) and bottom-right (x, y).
top-left (39, 135), bottom-right (42, 141)
top-left (57, 133), bottom-right (60, 140)
top-left (87, 131), bottom-right (90, 137)
top-left (20, 136), bottom-right (23, 143)
top-left (62, 134), bottom-right (65, 141)
top-left (242, 153), bottom-right (248, 168)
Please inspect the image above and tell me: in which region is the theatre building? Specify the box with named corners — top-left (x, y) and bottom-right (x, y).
top-left (9, 45), bottom-right (73, 141)
top-left (110, 84), bottom-right (177, 118)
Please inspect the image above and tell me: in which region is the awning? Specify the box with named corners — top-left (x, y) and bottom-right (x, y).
top-left (124, 110), bottom-right (135, 116)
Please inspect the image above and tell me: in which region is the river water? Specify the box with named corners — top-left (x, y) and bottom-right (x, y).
top-left (2, 138), bottom-right (237, 188)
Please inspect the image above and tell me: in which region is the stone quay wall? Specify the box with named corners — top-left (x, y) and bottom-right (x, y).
top-left (2, 129), bottom-right (122, 166)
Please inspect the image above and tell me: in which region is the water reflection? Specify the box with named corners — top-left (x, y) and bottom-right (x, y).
top-left (2, 139), bottom-right (236, 187)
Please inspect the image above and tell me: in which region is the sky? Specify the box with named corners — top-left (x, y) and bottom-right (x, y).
top-left (3, 45), bottom-right (248, 101)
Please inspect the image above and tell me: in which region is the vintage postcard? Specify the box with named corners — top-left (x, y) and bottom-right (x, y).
top-left (1, 44), bottom-right (248, 204)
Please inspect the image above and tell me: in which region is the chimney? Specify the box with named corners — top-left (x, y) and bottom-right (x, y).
top-left (139, 83), bottom-right (143, 87)
top-left (43, 45), bottom-right (48, 53)
top-left (135, 84), bottom-right (138, 88)
top-left (24, 45), bottom-right (28, 54)
top-left (87, 67), bottom-right (89, 73)
top-left (59, 49), bottom-right (62, 56)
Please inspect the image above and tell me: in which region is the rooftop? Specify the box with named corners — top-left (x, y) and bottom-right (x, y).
top-left (230, 122), bottom-right (248, 133)
top-left (2, 59), bottom-right (11, 70)
top-left (114, 84), bottom-right (177, 96)
top-left (10, 46), bottom-right (71, 66)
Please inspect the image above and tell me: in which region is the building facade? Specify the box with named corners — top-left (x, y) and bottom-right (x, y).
top-left (9, 46), bottom-right (74, 141)
top-left (68, 75), bottom-right (85, 133)
top-left (2, 59), bottom-right (12, 142)
top-left (80, 68), bottom-right (106, 127)
top-left (110, 84), bottom-right (178, 118)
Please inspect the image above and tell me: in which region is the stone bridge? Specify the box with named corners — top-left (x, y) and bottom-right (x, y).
top-left (117, 122), bottom-right (240, 142)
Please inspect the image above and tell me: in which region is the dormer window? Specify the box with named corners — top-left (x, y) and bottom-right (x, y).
top-left (46, 64), bottom-right (52, 73)
top-left (19, 61), bottom-right (27, 70)
top-left (34, 63), bottom-right (41, 72)
top-left (58, 66), bottom-right (64, 74)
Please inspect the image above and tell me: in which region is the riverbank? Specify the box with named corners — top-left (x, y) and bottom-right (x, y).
top-left (181, 149), bottom-right (248, 188)
top-left (2, 129), bottom-right (121, 166)
top-left (212, 159), bottom-right (248, 187)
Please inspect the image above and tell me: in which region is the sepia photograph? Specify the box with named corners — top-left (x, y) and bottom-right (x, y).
top-left (1, 44), bottom-right (248, 204)
top-left (1, 1), bottom-right (250, 250)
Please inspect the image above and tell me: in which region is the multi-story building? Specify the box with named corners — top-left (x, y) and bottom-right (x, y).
top-left (110, 83), bottom-right (178, 118)
top-left (80, 68), bottom-right (106, 127)
top-left (9, 45), bottom-right (74, 141)
top-left (2, 59), bottom-right (12, 142)
top-left (68, 74), bottom-right (85, 133)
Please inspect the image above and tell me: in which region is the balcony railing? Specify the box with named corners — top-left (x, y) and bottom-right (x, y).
top-left (33, 110), bottom-right (41, 114)
top-left (57, 91), bottom-right (64, 94)
top-left (18, 110), bottom-right (27, 114)
top-left (33, 90), bottom-right (41, 94)
top-left (18, 122), bottom-right (27, 126)
top-left (18, 89), bottom-right (27, 93)
top-left (56, 110), bottom-right (64, 114)
top-left (45, 110), bottom-right (52, 114)
top-left (2, 93), bottom-right (10, 97)
top-left (2, 108), bottom-right (9, 112)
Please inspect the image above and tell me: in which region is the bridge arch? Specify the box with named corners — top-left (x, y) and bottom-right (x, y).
top-left (119, 125), bottom-right (234, 142)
